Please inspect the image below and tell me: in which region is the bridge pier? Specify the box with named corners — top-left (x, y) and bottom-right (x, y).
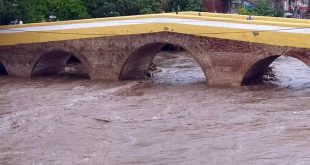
top-left (90, 64), bottom-right (120, 80)
top-left (0, 57), bottom-right (32, 77)
top-left (5, 64), bottom-right (32, 77)
top-left (206, 69), bottom-right (244, 86)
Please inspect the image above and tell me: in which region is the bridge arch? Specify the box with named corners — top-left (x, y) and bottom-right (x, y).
top-left (241, 50), bottom-right (310, 86)
top-left (31, 46), bottom-right (91, 78)
top-left (119, 33), bottom-right (212, 82)
top-left (119, 42), bottom-right (210, 81)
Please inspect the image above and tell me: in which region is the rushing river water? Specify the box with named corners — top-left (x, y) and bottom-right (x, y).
top-left (0, 51), bottom-right (309, 165)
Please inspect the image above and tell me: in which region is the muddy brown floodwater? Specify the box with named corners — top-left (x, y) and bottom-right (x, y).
top-left (0, 51), bottom-right (310, 165)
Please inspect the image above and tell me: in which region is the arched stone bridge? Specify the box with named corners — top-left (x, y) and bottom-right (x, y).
top-left (0, 12), bottom-right (309, 86)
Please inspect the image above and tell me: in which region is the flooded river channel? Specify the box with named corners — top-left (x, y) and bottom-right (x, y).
top-left (0, 51), bottom-right (309, 165)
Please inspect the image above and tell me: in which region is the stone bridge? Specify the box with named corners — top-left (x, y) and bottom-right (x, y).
top-left (0, 12), bottom-right (309, 86)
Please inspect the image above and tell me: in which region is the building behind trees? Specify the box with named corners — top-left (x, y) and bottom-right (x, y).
top-left (202, 0), bottom-right (309, 12)
top-left (202, 0), bottom-right (232, 13)
top-left (202, 0), bottom-right (309, 18)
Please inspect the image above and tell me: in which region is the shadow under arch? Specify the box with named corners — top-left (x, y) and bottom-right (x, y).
top-left (31, 50), bottom-right (90, 78)
top-left (242, 55), bottom-right (309, 86)
top-left (119, 42), bottom-right (208, 81)
top-left (0, 60), bottom-right (8, 76)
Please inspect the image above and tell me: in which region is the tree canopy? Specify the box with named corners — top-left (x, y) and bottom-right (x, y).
top-left (0, 0), bottom-right (89, 25)
top-left (239, 0), bottom-right (284, 17)
top-left (0, 0), bottom-right (202, 25)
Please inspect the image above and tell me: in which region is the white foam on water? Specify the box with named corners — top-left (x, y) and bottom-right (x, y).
top-left (271, 56), bottom-right (310, 89)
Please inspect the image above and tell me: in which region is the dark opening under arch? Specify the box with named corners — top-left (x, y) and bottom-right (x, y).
top-left (0, 62), bottom-right (8, 76)
top-left (242, 55), bottom-right (310, 86)
top-left (119, 43), bottom-right (207, 84)
top-left (31, 50), bottom-right (89, 78)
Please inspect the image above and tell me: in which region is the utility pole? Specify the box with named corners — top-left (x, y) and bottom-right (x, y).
top-left (173, 0), bottom-right (180, 14)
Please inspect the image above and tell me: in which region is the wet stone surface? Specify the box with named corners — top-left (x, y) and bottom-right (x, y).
top-left (0, 52), bottom-right (309, 165)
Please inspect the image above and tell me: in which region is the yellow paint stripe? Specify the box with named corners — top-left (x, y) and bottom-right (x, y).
top-left (181, 12), bottom-right (310, 24)
top-left (172, 14), bottom-right (310, 28)
top-left (0, 14), bottom-right (169, 29)
top-left (1, 23), bottom-right (310, 49)
top-left (1, 12), bottom-right (310, 30)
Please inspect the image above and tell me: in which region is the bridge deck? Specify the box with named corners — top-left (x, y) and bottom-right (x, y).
top-left (1, 12), bottom-right (310, 48)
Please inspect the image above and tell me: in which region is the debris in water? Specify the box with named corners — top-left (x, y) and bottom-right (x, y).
top-left (93, 118), bottom-right (111, 123)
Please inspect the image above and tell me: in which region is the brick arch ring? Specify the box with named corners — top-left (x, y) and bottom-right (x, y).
top-left (119, 34), bottom-right (213, 82)
top-left (30, 45), bottom-right (92, 78)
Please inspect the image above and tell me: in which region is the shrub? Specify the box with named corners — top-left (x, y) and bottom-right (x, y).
top-left (238, 7), bottom-right (251, 15)
top-left (239, 0), bottom-right (282, 17)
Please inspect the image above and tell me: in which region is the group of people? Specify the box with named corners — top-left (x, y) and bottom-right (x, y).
top-left (9, 15), bottom-right (57, 25)
top-left (10, 19), bottom-right (23, 25)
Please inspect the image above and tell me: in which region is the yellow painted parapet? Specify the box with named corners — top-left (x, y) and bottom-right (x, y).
top-left (181, 11), bottom-right (310, 24)
top-left (1, 12), bottom-right (310, 49)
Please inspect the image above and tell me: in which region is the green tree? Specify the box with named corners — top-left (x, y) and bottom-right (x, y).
top-left (252, 0), bottom-right (276, 16)
top-left (19, 0), bottom-right (48, 23)
top-left (0, 0), bottom-right (88, 25)
top-left (0, 0), bottom-right (21, 25)
top-left (84, 0), bottom-right (120, 17)
top-left (84, 0), bottom-right (135, 17)
top-left (238, 7), bottom-right (251, 15)
top-left (46, 0), bottom-right (89, 21)
top-left (184, 0), bottom-right (201, 11)
top-left (135, 0), bottom-right (162, 14)
top-left (84, 0), bottom-right (162, 18)
top-left (239, 0), bottom-right (281, 17)
top-left (1, 0), bottom-right (203, 25)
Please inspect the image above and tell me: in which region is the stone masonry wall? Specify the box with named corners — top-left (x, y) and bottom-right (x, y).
top-left (0, 32), bottom-right (309, 86)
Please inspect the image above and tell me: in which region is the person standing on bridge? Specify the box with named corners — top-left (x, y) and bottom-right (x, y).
top-left (18, 19), bottom-right (23, 25)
